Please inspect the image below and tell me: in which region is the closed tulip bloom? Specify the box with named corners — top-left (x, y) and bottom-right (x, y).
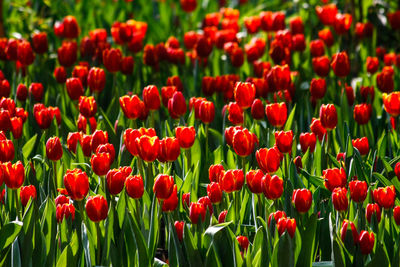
top-left (157, 137), bottom-right (180, 163)
top-left (87, 67), bottom-right (106, 93)
top-left (268, 210), bottom-right (287, 226)
top-left (121, 56), bottom-right (134, 75)
top-left (232, 128), bottom-right (257, 157)
top-left (0, 79), bottom-right (10, 98)
top-left (234, 82), bottom-right (256, 110)
top-left (353, 104), bottom-right (372, 125)
top-left (66, 132), bottom-right (80, 154)
top-left (340, 220), bottom-right (358, 244)
top-left (265, 102), bottom-right (287, 128)
top-left (366, 57), bottom-right (379, 74)
top-left (246, 169), bottom-right (264, 194)
top-left (20, 185), bottom-right (37, 207)
top-left (102, 48), bottom-right (122, 73)
top-left (218, 210), bottom-right (228, 223)
top-left (0, 109), bottom-right (11, 131)
top-left (209, 164), bottom-right (225, 183)
top-left (182, 192), bottom-right (191, 207)
top-left (358, 231), bottom-right (375, 255)
top-left (80, 134), bottom-right (92, 157)
top-left (376, 66), bottom-right (394, 93)
top-left (162, 185), bottom-right (178, 212)
top-left (29, 83), bottom-right (44, 102)
top-left (174, 221), bottom-right (184, 242)
top-left (143, 85), bottom-right (161, 111)
top-left (119, 95), bottom-right (144, 120)
top-left (373, 185), bottom-right (395, 209)
top-left (46, 136), bottom-right (63, 161)
top-left (292, 34), bottom-right (306, 52)
top-left (198, 196), bottom-right (213, 215)
top-left (106, 167), bottom-right (131, 195)
top-left (86, 195), bottom-right (108, 222)
top-left (256, 147), bottom-right (282, 174)
top-left (153, 174), bottom-right (174, 200)
top-left (54, 66), bottom-right (67, 84)
top-left (57, 41), bottom-right (77, 68)
top-left (199, 100), bottom-right (215, 124)
top-left (175, 126), bottom-right (196, 149)
top-left (275, 130), bottom-right (293, 154)
top-left (224, 126), bottom-right (242, 147)
top-left (227, 102), bottom-right (243, 125)
top-left (310, 78), bottom-right (326, 100)
top-left (310, 39), bottom-right (325, 57)
top-left (251, 99), bottom-right (264, 120)
top-left (56, 203), bottom-right (75, 223)
top-left (161, 86), bottom-right (177, 107)
top-left (323, 168), bottom-right (347, 192)
top-left (90, 130), bottom-right (108, 152)
top-left (168, 91), bottom-right (187, 119)
top-left (332, 187), bottom-right (348, 212)
top-left (299, 132), bottom-right (317, 153)
top-left (352, 137), bottom-right (369, 156)
top-left (366, 203), bottom-right (381, 223)
top-left (394, 206), bottom-right (400, 225)
top-left (262, 174), bottom-right (284, 200)
top-left (220, 169), bottom-right (244, 193)
top-left (290, 16), bottom-right (304, 34)
top-left (331, 52), bottom-right (350, 77)
top-left (265, 65), bottom-right (291, 92)
top-left (72, 65), bottom-right (88, 87)
top-left (96, 143), bottom-right (115, 164)
top-left (316, 4), bottom-right (338, 25)
top-left (0, 138), bottom-right (14, 162)
top-left (395, 162), bottom-right (400, 180)
top-left (63, 169), bottom-right (89, 201)
top-left (79, 96), bottom-right (97, 118)
top-left (319, 104), bottom-right (337, 130)
top-left (382, 92), bottom-right (400, 117)
top-left (3, 161), bottom-right (25, 189)
top-left (189, 202), bottom-right (206, 224)
top-left (10, 117), bottom-right (22, 140)
top-left (16, 84), bottom-right (28, 101)
top-left (309, 118), bottom-right (326, 142)
top-left (312, 56), bottom-right (330, 77)
top-left (135, 135), bottom-right (159, 162)
top-left (180, 0), bottom-right (197, 12)
top-left (349, 180), bottom-right (368, 203)
top-left (292, 188), bottom-right (312, 213)
top-left (318, 28), bottom-right (334, 47)
top-left (91, 153), bottom-right (111, 176)
top-left (62, 16), bottom-right (80, 38)
top-left (207, 182), bottom-right (223, 203)
top-left (166, 76), bottom-right (184, 92)
top-left (277, 217), bottom-right (296, 238)
top-left (333, 13), bottom-right (352, 35)
top-left (125, 175), bottom-right (144, 199)
top-left (17, 40), bottom-right (35, 66)
top-left (32, 32), bottom-right (48, 54)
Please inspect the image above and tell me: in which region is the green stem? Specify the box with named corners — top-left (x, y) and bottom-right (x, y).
top-left (146, 162), bottom-right (153, 195)
top-left (241, 156), bottom-right (246, 173)
top-left (185, 148), bottom-right (191, 174)
top-left (95, 222), bottom-right (102, 265)
top-left (53, 161), bottom-right (58, 198)
top-left (78, 200), bottom-right (85, 222)
top-left (13, 189), bottom-right (22, 220)
top-left (134, 198), bottom-right (141, 221)
top-left (205, 124), bottom-right (209, 165)
top-left (137, 157), bottom-right (145, 181)
top-left (149, 110), bottom-right (155, 128)
top-left (257, 194), bottom-right (263, 218)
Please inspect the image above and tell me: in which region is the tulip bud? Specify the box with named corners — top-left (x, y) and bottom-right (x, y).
top-left (394, 206), bottom-right (400, 225)
top-left (227, 102), bottom-right (243, 125)
top-left (310, 78), bottom-right (326, 100)
top-left (236, 236), bottom-right (249, 251)
top-left (366, 203), bottom-right (381, 223)
top-left (16, 84), bottom-right (28, 102)
top-left (292, 188), bottom-right (312, 213)
top-left (352, 137), bottom-right (369, 156)
top-left (29, 83), bottom-right (44, 102)
top-left (32, 32), bottom-right (48, 54)
top-left (86, 195), bottom-right (108, 222)
top-left (168, 91), bottom-right (187, 119)
top-left (125, 175), bottom-right (144, 199)
top-left (256, 147), bottom-right (282, 174)
top-left (265, 102), bottom-right (287, 128)
top-left (46, 136), bottom-right (63, 161)
top-left (0, 137), bottom-right (14, 162)
top-left (54, 67), bottom-right (67, 84)
top-left (157, 137), bottom-right (180, 163)
top-left (332, 187), bottom-right (348, 212)
top-left (199, 100), bottom-right (215, 124)
top-left (175, 126), bottom-right (196, 149)
top-left (174, 221), bottom-right (184, 241)
top-left (234, 82), bottom-right (256, 110)
top-left (232, 128), bottom-right (257, 157)
top-left (162, 185), bottom-right (178, 212)
top-left (143, 85), bottom-right (161, 111)
top-left (218, 210), bottom-right (228, 223)
top-left (262, 174), bottom-right (284, 200)
top-left (189, 202), bottom-right (206, 224)
top-left (153, 174), bottom-right (174, 200)
top-left (207, 182), bottom-right (223, 204)
top-left (319, 104), bottom-right (337, 130)
top-left (245, 169), bottom-right (263, 194)
top-left (63, 169), bottom-right (89, 201)
top-left (87, 67), bottom-right (106, 93)
top-left (103, 48), bottom-right (122, 73)
top-left (79, 96), bottom-right (97, 118)
top-left (274, 130), bottom-right (293, 154)
top-left (58, 41), bottom-right (77, 68)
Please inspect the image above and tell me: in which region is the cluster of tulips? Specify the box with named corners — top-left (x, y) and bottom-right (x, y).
top-left (2, 0), bottom-right (400, 266)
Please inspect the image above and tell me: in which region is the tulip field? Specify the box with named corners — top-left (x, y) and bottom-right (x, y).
top-left (2, 0), bottom-right (400, 266)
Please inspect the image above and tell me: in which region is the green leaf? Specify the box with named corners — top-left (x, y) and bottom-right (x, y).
top-left (277, 232), bottom-right (294, 267)
top-left (128, 213), bottom-right (150, 267)
top-left (0, 221), bottom-right (23, 250)
top-left (284, 104), bottom-right (296, 131)
top-left (81, 223), bottom-right (95, 267)
top-left (367, 242), bottom-right (390, 267)
top-left (22, 134), bottom-right (37, 160)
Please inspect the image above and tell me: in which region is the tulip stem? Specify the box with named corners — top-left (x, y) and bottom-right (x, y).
top-left (149, 110), bottom-right (155, 128)
top-left (235, 191), bottom-right (240, 225)
top-left (95, 222), bottom-right (102, 265)
top-left (53, 161), bottom-right (57, 198)
top-left (146, 162), bottom-right (153, 194)
top-left (241, 156), bottom-right (246, 173)
top-left (256, 194), bottom-right (263, 218)
top-left (137, 157), bottom-right (145, 183)
top-left (13, 189), bottom-right (22, 220)
top-left (205, 124), bottom-right (209, 165)
top-left (78, 200), bottom-right (85, 222)
top-left (185, 148), bottom-right (191, 174)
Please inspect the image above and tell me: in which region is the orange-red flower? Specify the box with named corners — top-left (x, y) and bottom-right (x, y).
top-left (265, 102), bottom-right (287, 128)
top-left (319, 104), bottom-right (337, 130)
top-left (168, 91), bottom-right (187, 119)
top-left (32, 32), bottom-right (48, 54)
top-left (86, 195), bottom-right (108, 222)
top-left (125, 175), bottom-right (144, 199)
top-left (377, 66), bottom-right (394, 93)
top-left (87, 67), bottom-right (106, 93)
top-left (366, 203), bottom-right (381, 223)
top-left (312, 56), bottom-right (330, 77)
top-left (157, 137), bottom-right (180, 163)
top-left (106, 167), bottom-right (131, 195)
top-left (79, 96), bottom-right (97, 118)
top-left (220, 169), bottom-right (244, 193)
top-left (349, 180), bottom-right (368, 203)
top-left (46, 136), bottom-right (63, 161)
top-left (256, 147), bottom-right (282, 174)
top-left (299, 132), bottom-right (316, 153)
top-left (332, 187), bottom-right (348, 212)
top-left (234, 82), bottom-right (256, 110)
top-left (232, 128), bottom-right (258, 157)
top-left (265, 65), bottom-right (291, 92)
top-left (292, 188), bottom-right (312, 213)
top-left (245, 169), bottom-right (264, 194)
top-left (331, 52), bottom-right (350, 77)
top-left (143, 85), bottom-right (161, 111)
top-left (57, 41), bottom-right (77, 68)
top-left (227, 102), bottom-right (243, 125)
top-left (262, 174), bottom-right (283, 200)
top-left (333, 13), bottom-right (352, 35)
top-left (382, 92), bottom-right (400, 117)
top-left (119, 95), bottom-right (144, 120)
top-left (63, 169), bottom-right (89, 201)
top-left (135, 135), bottom-right (159, 162)
top-left (366, 57), bottom-right (379, 74)
top-left (274, 130), bottom-right (293, 154)
top-left (340, 220), bottom-right (358, 244)
top-left (103, 48), bottom-right (122, 73)
top-left (189, 202), bottom-right (206, 224)
top-left (0, 136), bottom-right (14, 162)
top-left (310, 78), bottom-right (326, 99)
top-left (323, 168), bottom-right (347, 192)
top-left (277, 217), bottom-right (296, 238)
top-left (358, 231), bottom-right (374, 255)
top-left (199, 100), bottom-right (215, 124)
top-left (3, 161), bottom-right (24, 189)
top-left (56, 203), bottom-right (75, 223)
top-left (207, 182), bottom-right (222, 203)
top-left (373, 185), bottom-right (395, 209)
top-left (162, 184), bottom-right (178, 212)
top-left (353, 104), bottom-right (372, 125)
top-left (352, 137), bottom-right (369, 156)
top-left (153, 174), bottom-right (174, 200)
top-left (175, 126), bottom-right (196, 149)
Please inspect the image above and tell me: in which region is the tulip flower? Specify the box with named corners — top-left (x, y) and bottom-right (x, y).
top-left (234, 82), bottom-right (256, 110)
top-left (290, 16), bottom-right (304, 34)
top-left (292, 189), bottom-right (312, 213)
top-left (168, 91), bottom-right (187, 119)
top-left (143, 85), bottom-right (161, 111)
top-left (323, 168), bottom-right (347, 192)
top-left (332, 187), bottom-right (348, 212)
top-left (352, 137), bottom-right (369, 156)
top-left (251, 99), bottom-right (264, 120)
top-left (207, 182), bottom-right (223, 204)
top-left (0, 137), bottom-right (14, 162)
top-left (220, 169), bottom-right (244, 193)
top-left (198, 196), bottom-right (213, 215)
top-left (125, 175), bottom-right (144, 199)
top-left (157, 137), bottom-right (180, 163)
top-left (395, 162), bottom-right (400, 180)
top-left (226, 102), bottom-right (243, 125)
top-left (66, 77), bottom-right (84, 99)
top-left (310, 39), bottom-right (325, 57)
top-left (333, 13), bottom-right (352, 35)
top-left (312, 56), bottom-right (330, 77)
top-left (262, 174), bottom-right (284, 200)
top-left (265, 102), bottom-right (287, 128)
top-left (20, 185), bottom-right (37, 207)
top-left (91, 153), bottom-right (111, 176)
top-left (135, 135), bottom-right (159, 162)
top-left (218, 210), bottom-right (228, 223)
top-left (366, 203), bottom-right (381, 223)
top-left (246, 170), bottom-right (264, 194)
top-left (57, 41), bottom-right (77, 68)
top-left (237, 236), bottom-right (249, 251)
top-left (63, 169), bottom-right (89, 201)
top-left (103, 48), bottom-right (122, 73)
top-left (86, 195), bottom-right (108, 222)
top-left (87, 67), bottom-right (106, 93)
top-left (61, 16), bottom-right (80, 38)
top-left (382, 92), bottom-right (400, 117)
top-left (29, 83), bottom-right (43, 102)
top-left (373, 186), bottom-right (395, 209)
top-left (310, 78), bottom-right (326, 100)
top-left (56, 203), bottom-right (75, 223)
top-left (32, 32), bottom-right (48, 54)
top-left (366, 57), bottom-right (379, 74)
top-left (277, 217), bottom-right (296, 238)
top-left (268, 210), bottom-right (287, 226)
top-left (153, 174), bottom-right (174, 200)
top-left (119, 95), bottom-right (144, 120)
top-left (340, 220), bottom-right (358, 244)
top-left (316, 4), bottom-right (338, 26)
top-left (199, 100), bottom-right (215, 124)
top-left (189, 202), bottom-right (206, 224)
top-left (394, 206), bottom-right (400, 225)
top-left (17, 40), bottom-right (35, 66)
top-left (174, 221), bottom-right (184, 241)
top-left (274, 130), bottom-right (293, 154)
top-left (79, 96), bottom-right (97, 118)
top-left (209, 164), bottom-right (225, 183)
top-left (319, 104), bottom-right (337, 130)
top-left (175, 126), bottom-right (196, 149)
top-left (46, 137), bottom-right (63, 161)
top-left (353, 104), bottom-right (372, 125)
top-left (232, 128), bottom-right (257, 157)
top-left (106, 167), bottom-right (131, 195)
top-left (299, 132), bottom-right (317, 153)
top-left (162, 185), bottom-right (178, 212)
top-left (256, 147), bottom-right (282, 174)
top-left (348, 180), bottom-right (367, 203)
top-left (318, 28), bottom-right (334, 47)
top-left (16, 84), bottom-right (27, 101)
top-left (3, 161), bottom-right (24, 189)
top-left (265, 65), bottom-right (291, 92)
top-left (358, 231), bottom-right (374, 255)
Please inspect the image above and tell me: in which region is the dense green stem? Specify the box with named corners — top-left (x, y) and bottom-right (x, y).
top-left (96, 222), bottom-right (102, 265)
top-left (13, 189), bottom-right (22, 220)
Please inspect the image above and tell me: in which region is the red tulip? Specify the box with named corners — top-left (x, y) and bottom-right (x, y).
top-left (394, 206), bottom-right (400, 225)
top-left (20, 185), bottom-right (37, 207)
top-left (256, 147), bottom-right (282, 174)
top-left (166, 76), bottom-right (184, 92)
top-left (366, 57), bottom-right (379, 74)
top-left (333, 13), bottom-right (352, 35)
top-left (80, 134), bottom-right (92, 157)
top-left (290, 16), bottom-right (304, 34)
top-left (56, 203), bottom-right (75, 223)
top-left (153, 174), bottom-right (174, 200)
top-left (168, 92), bottom-right (187, 119)
top-left (227, 102), bottom-right (243, 125)
top-left (91, 130), bottom-right (108, 152)
top-left (309, 118), bottom-right (326, 142)
top-left (63, 169), bottom-right (89, 201)
top-left (199, 100), bottom-right (215, 124)
top-left (79, 96), bottom-right (97, 118)
top-left (29, 83), bottom-right (44, 102)
top-left (182, 192), bottom-right (191, 207)
top-left (46, 136), bottom-right (63, 161)
top-left (96, 143), bottom-right (115, 164)
top-left (316, 4), bottom-right (338, 26)
top-left (292, 188), bottom-right (312, 213)
top-left (266, 65), bottom-right (291, 92)
top-left (268, 210), bottom-right (287, 226)
top-left (119, 95), bottom-right (144, 120)
top-left (352, 137), bottom-right (369, 156)
top-left (195, 36), bottom-right (212, 58)
top-left (262, 174), bottom-right (284, 200)
top-left (189, 202), bottom-right (206, 224)
top-left (246, 169), bottom-right (264, 194)
top-left (234, 82), bottom-right (256, 110)
top-left (312, 56), bottom-right (330, 77)
top-left (332, 187), bottom-right (348, 212)
top-left (0, 137), bottom-right (14, 162)
top-left (87, 67), bottom-right (106, 93)
top-left (318, 28), bottom-right (334, 47)
top-left (121, 56), bottom-right (134, 75)
top-left (349, 180), bottom-right (368, 203)
top-left (277, 217), bottom-right (296, 238)
top-left (207, 182), bottom-right (223, 204)
top-left (265, 102), bottom-right (287, 128)
top-left (292, 34), bottom-right (306, 52)
top-left (91, 153), bottom-right (111, 176)
top-left (310, 39), bottom-right (325, 57)
top-left (366, 203), bottom-right (381, 223)
top-left (157, 137), bottom-right (180, 163)
top-left (175, 126), bottom-right (196, 149)
top-left (103, 48), bottom-right (122, 73)
top-left (174, 221), bottom-right (184, 241)
top-left (106, 167), bottom-right (131, 195)
top-left (319, 104), bottom-right (337, 130)
top-left (340, 220), bottom-right (358, 244)
top-left (198, 196), bottom-right (213, 215)
top-left (0, 109), bottom-right (11, 131)
top-left (323, 168), bottom-right (347, 192)
top-left (54, 66), bottom-right (67, 84)
top-left (209, 164), bottom-right (225, 183)
top-left (143, 85), bottom-right (161, 111)
top-left (310, 78), bottom-right (326, 100)
top-left (62, 16), bottom-right (80, 38)
top-left (162, 185), bottom-right (178, 212)
top-left (17, 40), bottom-right (35, 66)
top-left (232, 128), bottom-right (257, 157)
top-left (3, 161), bottom-right (24, 189)
top-left (353, 104), bottom-right (372, 125)
top-left (72, 65), bottom-right (88, 87)
top-left (16, 84), bottom-right (28, 101)
top-left (237, 236), bottom-right (249, 251)
top-left (274, 130), bottom-right (293, 154)
top-left (86, 195), bottom-right (108, 222)
top-left (32, 32), bottom-right (48, 54)
top-left (373, 185), bottom-right (395, 209)
top-left (382, 92), bottom-right (400, 117)
top-left (125, 175), bottom-right (144, 199)
top-left (218, 210), bottom-right (228, 223)
top-left (57, 41), bottom-right (77, 67)
top-left (251, 99), bottom-right (264, 120)
top-left (0, 79), bottom-right (10, 98)
top-left (66, 132), bottom-right (80, 154)
top-left (180, 0), bottom-right (197, 12)
top-left (161, 86), bottom-right (177, 107)
top-left (135, 135), bottom-right (159, 162)
top-left (377, 66), bottom-right (394, 93)
top-left (220, 169), bottom-right (244, 193)
top-left (358, 231), bottom-right (374, 255)
top-left (299, 132), bottom-right (317, 153)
